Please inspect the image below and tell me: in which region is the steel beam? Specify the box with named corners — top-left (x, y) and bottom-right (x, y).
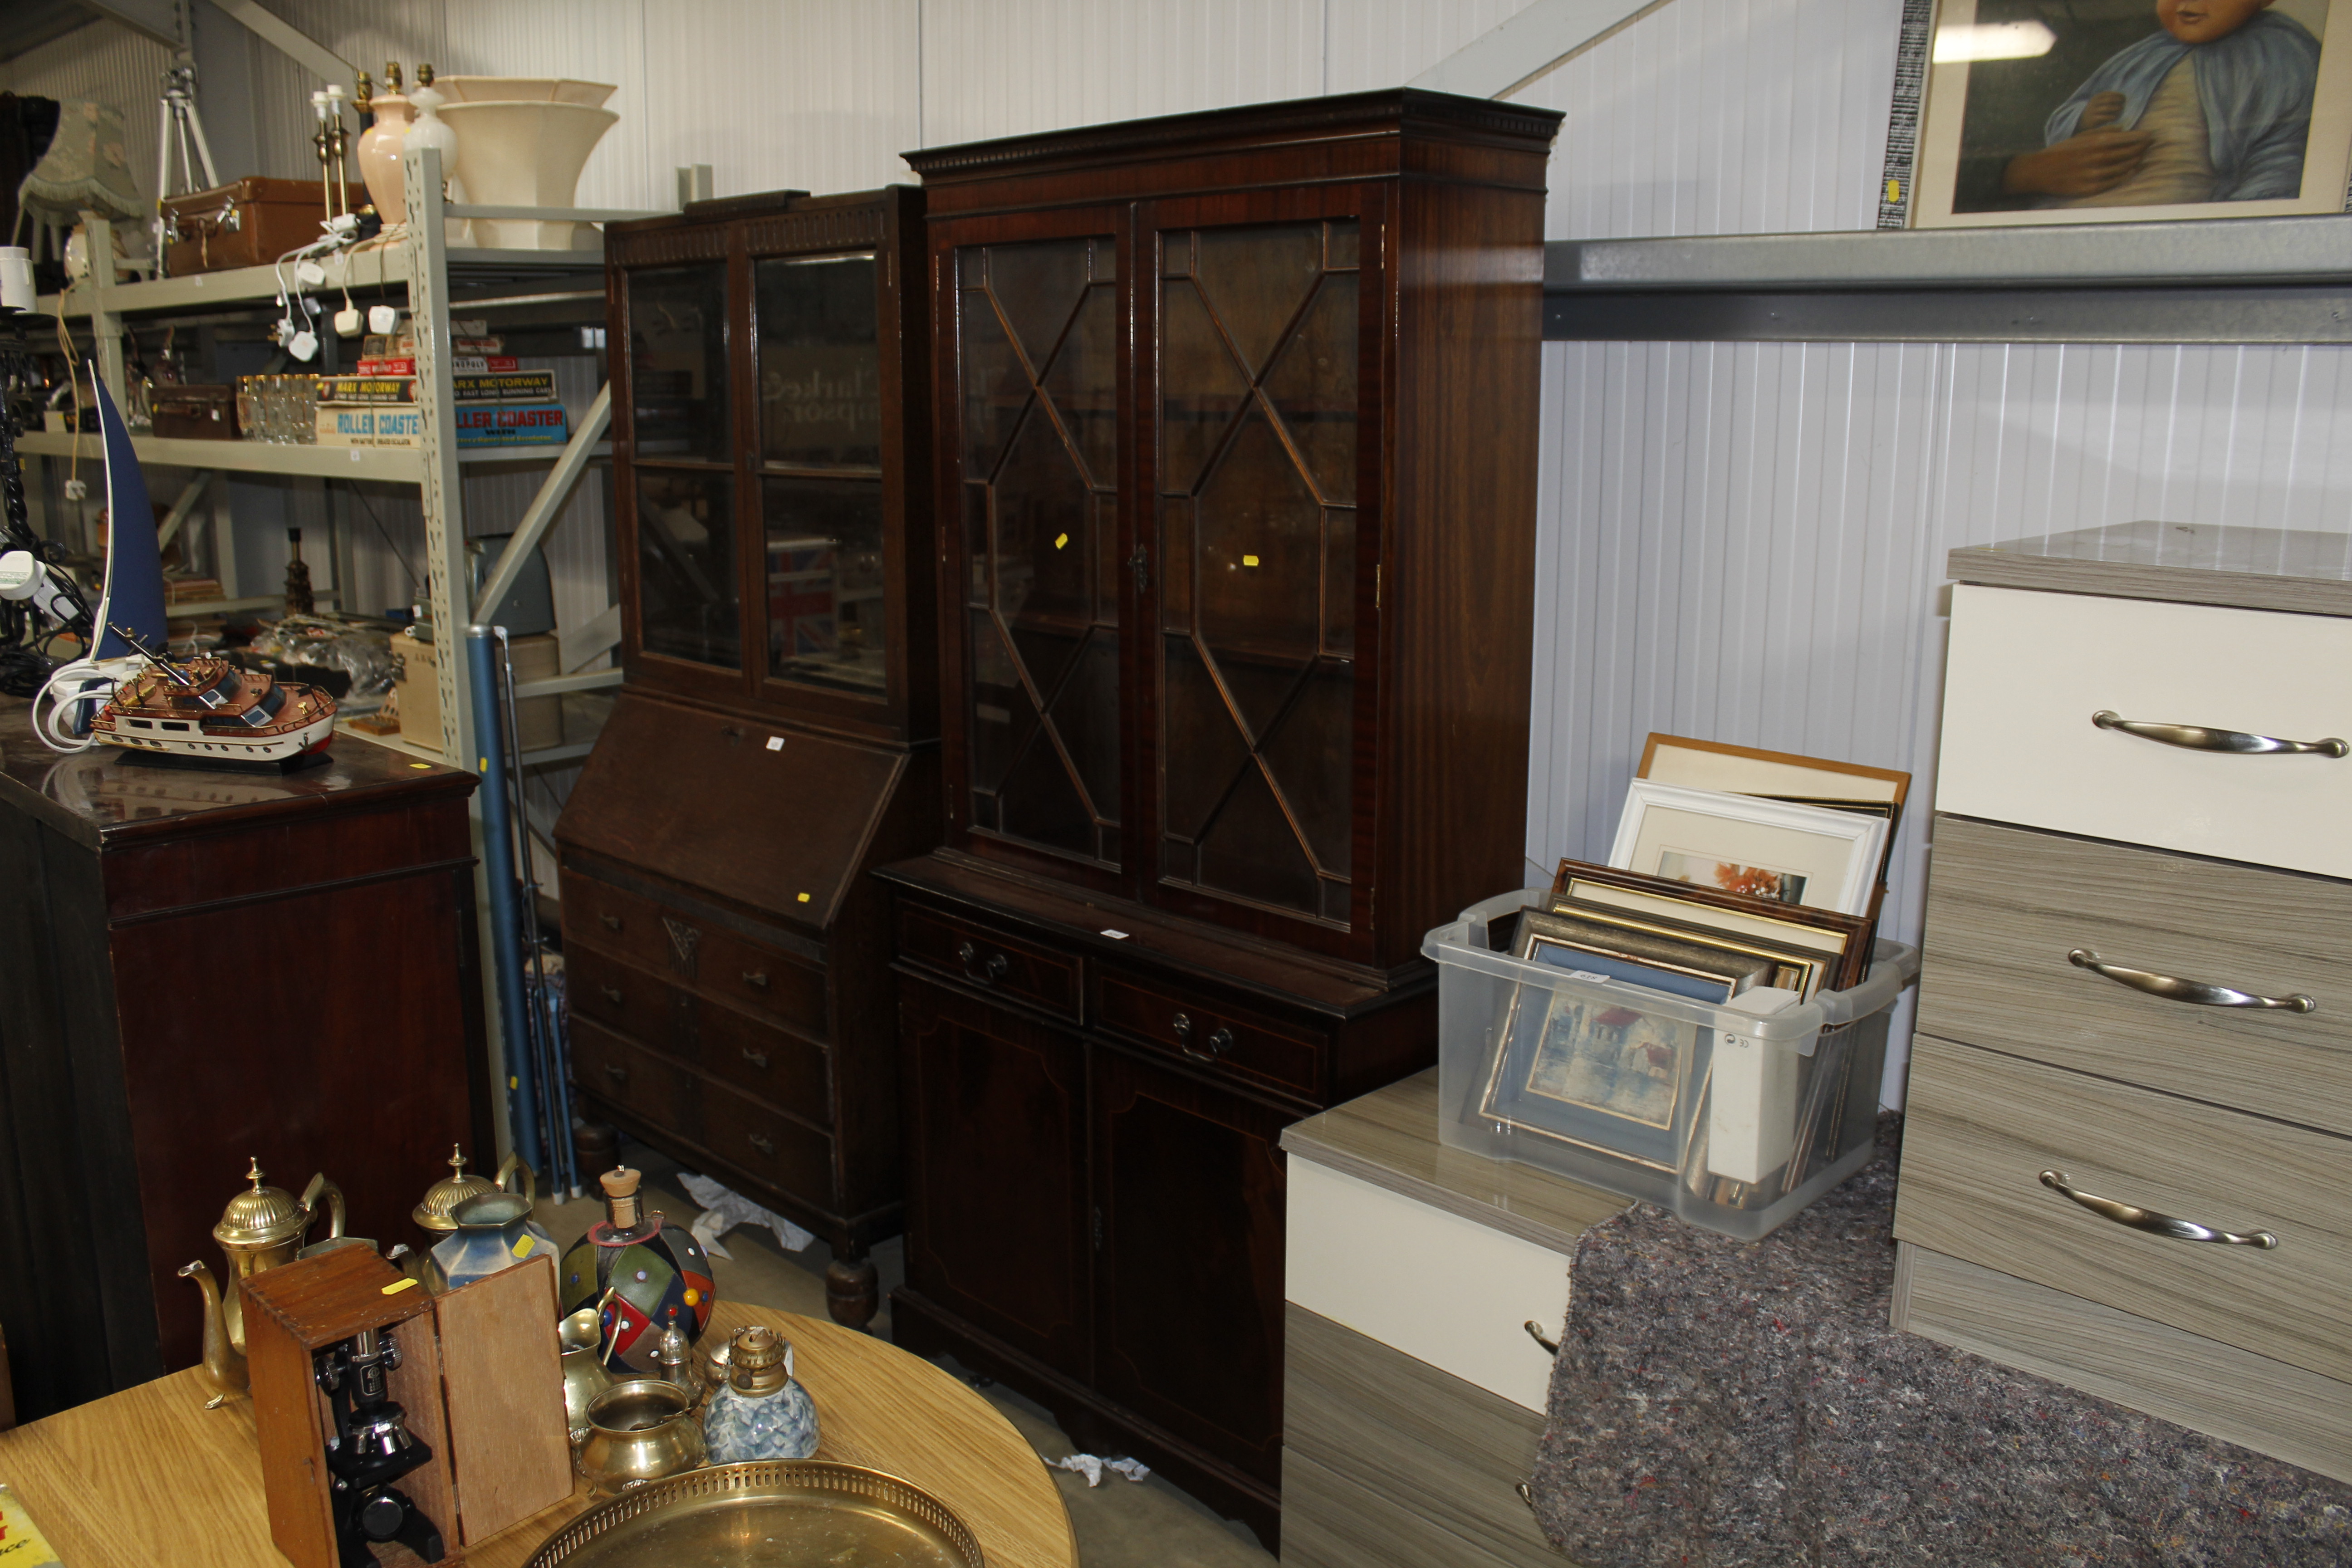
top-left (1409, 0), bottom-right (1676, 99)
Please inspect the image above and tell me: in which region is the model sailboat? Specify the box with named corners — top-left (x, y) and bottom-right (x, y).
top-left (82, 371), bottom-right (337, 765)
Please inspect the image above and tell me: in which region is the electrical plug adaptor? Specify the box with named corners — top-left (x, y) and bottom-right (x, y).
top-left (368, 304), bottom-right (399, 334)
top-left (325, 213), bottom-right (361, 239)
top-left (63, 478), bottom-right (87, 501)
top-left (334, 306), bottom-right (363, 336)
top-left (289, 329), bottom-right (319, 362)
top-left (297, 260), bottom-right (328, 287)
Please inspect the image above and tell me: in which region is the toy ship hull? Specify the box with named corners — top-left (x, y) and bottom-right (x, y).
top-left (88, 656), bottom-right (338, 764)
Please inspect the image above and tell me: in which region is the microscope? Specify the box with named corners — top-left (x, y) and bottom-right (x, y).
top-left (314, 1325), bottom-right (446, 1567)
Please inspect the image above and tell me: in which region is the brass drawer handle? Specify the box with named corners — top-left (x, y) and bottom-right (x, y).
top-left (956, 940), bottom-right (1009, 986)
top-left (747, 1131), bottom-right (776, 1156)
top-left (1516, 1481), bottom-right (1537, 1514)
top-left (742, 969), bottom-right (769, 990)
top-left (1524, 1319), bottom-right (1559, 1357)
top-left (2092, 710), bottom-right (2347, 759)
top-left (740, 1046), bottom-right (769, 1070)
top-left (1173, 1014), bottom-right (1233, 1063)
top-left (2067, 949), bottom-right (2315, 1013)
top-left (599, 985), bottom-right (623, 1004)
top-left (601, 1063), bottom-right (628, 1084)
top-left (600, 913), bottom-right (622, 931)
top-left (2039, 1169), bottom-right (2277, 1249)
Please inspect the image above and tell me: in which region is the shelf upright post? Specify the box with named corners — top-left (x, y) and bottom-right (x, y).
top-left (81, 216), bottom-right (127, 400)
top-left (404, 143), bottom-right (474, 771)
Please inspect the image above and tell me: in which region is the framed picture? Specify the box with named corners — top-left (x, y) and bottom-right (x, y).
top-left (1516, 907), bottom-right (1779, 1001)
top-left (1608, 782), bottom-right (1887, 917)
top-left (1546, 858), bottom-right (1875, 992)
top-left (1638, 734), bottom-right (1908, 810)
top-left (1910, 0), bottom-right (2352, 228)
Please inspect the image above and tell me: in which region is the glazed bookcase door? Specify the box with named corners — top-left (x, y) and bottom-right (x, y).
top-left (622, 256), bottom-right (745, 706)
top-left (939, 215), bottom-right (1129, 886)
top-left (1142, 192), bottom-right (1383, 954)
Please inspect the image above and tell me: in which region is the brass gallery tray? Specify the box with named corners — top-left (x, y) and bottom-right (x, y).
top-left (524, 1460), bottom-right (986, 1567)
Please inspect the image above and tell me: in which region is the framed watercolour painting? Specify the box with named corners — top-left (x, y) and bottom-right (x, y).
top-left (1608, 783), bottom-right (1886, 917)
top-left (1911, 0), bottom-right (2352, 227)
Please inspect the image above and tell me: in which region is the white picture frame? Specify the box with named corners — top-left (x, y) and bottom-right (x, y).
top-left (1606, 782), bottom-right (1887, 917)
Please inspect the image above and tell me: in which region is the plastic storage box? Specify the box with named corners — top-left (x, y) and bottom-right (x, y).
top-left (1428, 888), bottom-right (1919, 1239)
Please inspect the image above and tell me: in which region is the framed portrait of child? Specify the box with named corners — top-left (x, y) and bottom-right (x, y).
top-left (1910, 0), bottom-right (2352, 226)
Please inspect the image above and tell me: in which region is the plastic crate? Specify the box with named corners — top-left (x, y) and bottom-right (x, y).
top-left (1426, 888), bottom-right (1920, 1239)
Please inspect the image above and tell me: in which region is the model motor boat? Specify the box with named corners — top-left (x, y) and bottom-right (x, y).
top-left (92, 629), bottom-right (337, 764)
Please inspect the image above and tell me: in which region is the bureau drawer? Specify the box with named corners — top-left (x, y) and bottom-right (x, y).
top-left (1286, 1158), bottom-right (1571, 1412)
top-left (702, 1092), bottom-right (834, 1205)
top-left (695, 1001), bottom-right (830, 1125)
top-left (896, 905), bottom-right (1081, 1021)
top-left (1919, 815), bottom-right (2352, 1135)
top-left (1096, 969), bottom-right (1323, 1100)
top-left (1895, 1034), bottom-right (2352, 1384)
top-left (565, 872), bottom-right (828, 1038)
top-left (564, 947), bottom-right (677, 1051)
top-left (1938, 584), bottom-right (2352, 877)
top-left (571, 1017), bottom-right (690, 1133)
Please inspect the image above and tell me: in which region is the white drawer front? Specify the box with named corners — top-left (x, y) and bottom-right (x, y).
top-left (1285, 1159), bottom-right (1568, 1412)
top-left (1939, 585), bottom-right (2352, 875)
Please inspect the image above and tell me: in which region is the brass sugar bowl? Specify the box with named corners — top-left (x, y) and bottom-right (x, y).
top-left (180, 1159), bottom-right (344, 1406)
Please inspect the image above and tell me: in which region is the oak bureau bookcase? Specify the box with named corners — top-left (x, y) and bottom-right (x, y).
top-left (558, 187), bottom-right (937, 1327)
top-left (879, 90), bottom-right (1563, 1537)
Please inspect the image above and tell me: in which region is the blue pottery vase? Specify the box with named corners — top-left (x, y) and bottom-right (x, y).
top-left (426, 1191), bottom-right (558, 1293)
top-left (702, 1325), bottom-right (818, 1463)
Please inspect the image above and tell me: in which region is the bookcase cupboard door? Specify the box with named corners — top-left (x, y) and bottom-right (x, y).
top-left (624, 260), bottom-right (743, 688)
top-left (898, 979), bottom-right (1091, 1379)
top-left (938, 216), bottom-right (1129, 887)
top-left (1142, 191), bottom-right (1385, 954)
top-left (1092, 1044), bottom-right (1292, 1487)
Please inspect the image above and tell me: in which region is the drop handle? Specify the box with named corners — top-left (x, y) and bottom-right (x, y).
top-left (2091, 710), bottom-right (2347, 758)
top-left (2067, 949), bottom-right (2315, 1013)
top-left (740, 1046), bottom-right (769, 1071)
top-left (1516, 1482), bottom-right (1538, 1514)
top-left (1524, 1319), bottom-right (1559, 1357)
top-left (747, 1132), bottom-right (776, 1156)
top-left (741, 970), bottom-right (769, 990)
top-left (956, 940), bottom-right (1009, 986)
top-left (601, 1063), bottom-right (627, 1084)
top-left (2040, 1170), bottom-right (2278, 1248)
top-left (599, 913), bottom-right (622, 931)
top-left (1173, 1014), bottom-right (1233, 1063)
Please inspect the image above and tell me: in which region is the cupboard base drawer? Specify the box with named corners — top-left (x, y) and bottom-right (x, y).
top-left (1284, 1304), bottom-right (1558, 1567)
top-left (1894, 1242), bottom-right (2352, 1487)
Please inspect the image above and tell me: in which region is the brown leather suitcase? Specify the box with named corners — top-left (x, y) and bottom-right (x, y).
top-left (161, 176), bottom-right (349, 276)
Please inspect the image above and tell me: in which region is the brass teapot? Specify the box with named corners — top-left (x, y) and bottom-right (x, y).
top-left (180, 1159), bottom-right (345, 1407)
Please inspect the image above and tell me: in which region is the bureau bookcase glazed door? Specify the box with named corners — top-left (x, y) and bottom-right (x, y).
top-left (1141, 191), bottom-right (1384, 956)
top-left (939, 214), bottom-right (1128, 888)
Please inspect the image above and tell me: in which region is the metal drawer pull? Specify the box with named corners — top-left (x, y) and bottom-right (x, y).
top-left (740, 1046), bottom-right (769, 1070)
top-left (747, 1132), bottom-right (776, 1156)
top-left (742, 969), bottom-right (769, 990)
top-left (1175, 1014), bottom-right (1234, 1063)
top-left (2068, 949), bottom-right (2315, 1013)
top-left (599, 985), bottom-right (623, 1004)
top-left (1524, 1320), bottom-right (1559, 1357)
top-left (600, 913), bottom-right (622, 931)
top-left (2091, 710), bottom-right (2347, 759)
top-left (1516, 1481), bottom-right (1538, 1514)
top-left (956, 940), bottom-right (1009, 986)
top-left (2039, 1169), bottom-right (2277, 1249)
top-left (602, 1063), bottom-right (627, 1084)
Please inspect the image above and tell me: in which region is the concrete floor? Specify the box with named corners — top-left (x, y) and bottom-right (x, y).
top-left (534, 1142), bottom-right (1277, 1567)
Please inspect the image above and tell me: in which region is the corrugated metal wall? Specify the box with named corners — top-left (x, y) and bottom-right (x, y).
top-left (16, 0), bottom-right (2352, 1102)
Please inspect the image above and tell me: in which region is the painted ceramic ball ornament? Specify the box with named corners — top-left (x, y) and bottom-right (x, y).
top-left (559, 1166), bottom-right (716, 1374)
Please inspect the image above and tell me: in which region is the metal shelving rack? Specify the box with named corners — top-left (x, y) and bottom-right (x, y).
top-left (27, 146), bottom-right (654, 774)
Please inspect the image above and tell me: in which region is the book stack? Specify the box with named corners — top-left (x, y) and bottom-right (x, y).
top-left (315, 317), bottom-right (569, 450)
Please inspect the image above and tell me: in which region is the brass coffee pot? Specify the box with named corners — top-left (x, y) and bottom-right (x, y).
top-left (181, 1159), bottom-right (345, 1407)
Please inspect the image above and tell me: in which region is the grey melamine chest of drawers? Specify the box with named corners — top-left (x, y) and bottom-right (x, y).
top-left (1894, 521), bottom-right (2352, 1485)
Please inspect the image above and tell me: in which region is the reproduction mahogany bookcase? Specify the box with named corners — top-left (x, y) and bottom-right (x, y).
top-left (557, 187), bottom-right (936, 1327)
top-left (880, 90), bottom-right (1561, 1536)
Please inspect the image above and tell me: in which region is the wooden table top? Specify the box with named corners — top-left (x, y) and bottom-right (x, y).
top-left (0, 1301), bottom-right (1076, 1568)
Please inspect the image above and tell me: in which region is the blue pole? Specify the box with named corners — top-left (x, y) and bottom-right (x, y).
top-left (468, 623), bottom-right (544, 1174)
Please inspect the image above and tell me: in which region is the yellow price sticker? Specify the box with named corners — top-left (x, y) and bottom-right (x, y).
top-left (382, 1278), bottom-right (419, 1296)
top-left (511, 1235), bottom-right (534, 1258)
top-left (1242, 554), bottom-right (1259, 567)
top-left (797, 892), bottom-right (811, 903)
top-left (1054, 532), bottom-right (1069, 549)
